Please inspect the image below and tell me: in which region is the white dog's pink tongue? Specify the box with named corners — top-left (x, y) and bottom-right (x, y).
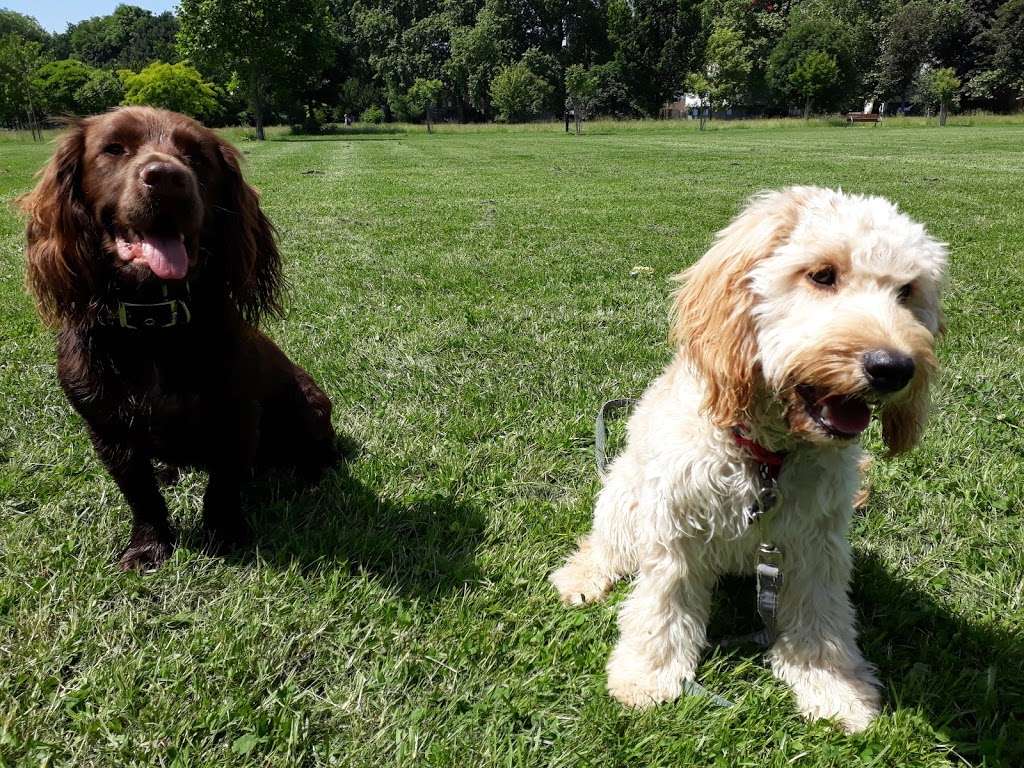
top-left (821, 396), bottom-right (871, 435)
top-left (139, 235), bottom-right (188, 280)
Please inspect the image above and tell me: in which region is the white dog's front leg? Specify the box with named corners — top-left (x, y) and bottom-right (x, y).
top-left (768, 527), bottom-right (880, 732)
top-left (606, 540), bottom-right (713, 708)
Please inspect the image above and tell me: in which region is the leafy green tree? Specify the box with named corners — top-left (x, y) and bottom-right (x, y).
top-left (0, 9), bottom-right (50, 45)
top-left (33, 60), bottom-right (98, 116)
top-left (75, 69), bottom-right (124, 115)
top-left (697, 0), bottom-right (788, 109)
top-left (565, 63), bottom-right (598, 133)
top-left (0, 34), bottom-right (45, 137)
top-left (870, 0), bottom-right (968, 107)
top-left (120, 61), bottom-right (221, 120)
top-left (767, 13), bottom-right (859, 113)
top-left (406, 77), bottom-right (443, 132)
top-left (490, 61), bottom-right (552, 121)
top-left (521, 46), bottom-right (563, 116)
top-left (588, 61), bottom-right (635, 117)
top-left (178, 0), bottom-right (333, 139)
top-left (973, 0), bottom-right (1024, 109)
top-left (61, 5), bottom-right (178, 70)
top-left (698, 25), bottom-right (752, 112)
top-left (789, 50), bottom-right (839, 118)
top-left (447, 2), bottom-right (515, 119)
top-left (607, 0), bottom-right (703, 116)
top-left (915, 66), bottom-right (960, 125)
top-left (360, 104), bottom-right (385, 123)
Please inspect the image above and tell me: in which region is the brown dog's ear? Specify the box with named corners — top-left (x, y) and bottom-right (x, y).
top-left (20, 123), bottom-right (99, 326)
top-left (670, 189), bottom-right (806, 427)
top-left (214, 140), bottom-right (283, 324)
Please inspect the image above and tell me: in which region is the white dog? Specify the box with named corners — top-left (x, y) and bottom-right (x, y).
top-left (551, 187), bottom-right (946, 732)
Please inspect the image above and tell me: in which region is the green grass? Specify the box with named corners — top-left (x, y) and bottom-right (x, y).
top-left (1, 120), bottom-right (1022, 767)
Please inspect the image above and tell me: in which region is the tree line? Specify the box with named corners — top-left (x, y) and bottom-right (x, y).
top-left (1, 0), bottom-right (1022, 137)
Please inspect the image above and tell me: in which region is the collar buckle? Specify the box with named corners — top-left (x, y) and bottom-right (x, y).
top-left (116, 298), bottom-right (191, 330)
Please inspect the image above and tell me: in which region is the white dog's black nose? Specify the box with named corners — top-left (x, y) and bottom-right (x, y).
top-left (863, 350), bottom-right (915, 393)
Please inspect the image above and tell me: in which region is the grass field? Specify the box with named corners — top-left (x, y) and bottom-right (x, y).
top-left (1, 120), bottom-right (1022, 767)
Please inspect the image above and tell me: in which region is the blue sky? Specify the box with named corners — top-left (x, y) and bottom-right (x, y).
top-left (5, 1), bottom-right (178, 32)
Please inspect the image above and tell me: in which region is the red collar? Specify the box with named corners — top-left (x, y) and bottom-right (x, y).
top-left (732, 427), bottom-right (785, 476)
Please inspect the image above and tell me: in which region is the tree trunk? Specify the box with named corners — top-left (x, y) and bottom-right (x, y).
top-left (939, 101), bottom-right (948, 126)
top-left (803, 98), bottom-right (811, 120)
top-left (426, 103), bottom-right (433, 134)
top-left (249, 74), bottom-right (266, 141)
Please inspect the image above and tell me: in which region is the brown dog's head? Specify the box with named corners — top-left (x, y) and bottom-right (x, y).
top-left (20, 106), bottom-right (281, 326)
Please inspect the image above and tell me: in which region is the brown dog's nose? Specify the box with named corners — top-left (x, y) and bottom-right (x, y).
top-left (862, 349), bottom-right (915, 393)
top-left (140, 161), bottom-right (188, 194)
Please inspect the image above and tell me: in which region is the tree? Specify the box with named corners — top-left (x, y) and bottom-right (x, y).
top-left (789, 51), bottom-right (840, 118)
top-left (767, 13), bottom-right (859, 113)
top-left (915, 66), bottom-right (960, 125)
top-left (75, 69), bottom-right (124, 115)
top-left (607, 0), bottom-right (703, 116)
top-left (565, 63), bottom-right (598, 134)
top-left (120, 61), bottom-right (221, 120)
top-left (968, 0), bottom-right (1024, 110)
top-left (689, 25), bottom-right (752, 118)
top-left (33, 59), bottom-right (104, 116)
top-left (406, 77), bottom-right (443, 132)
top-left (0, 34), bottom-right (45, 137)
top-left (0, 9), bottom-right (50, 45)
top-left (178, 0), bottom-right (333, 139)
top-left (61, 5), bottom-right (179, 70)
top-left (447, 2), bottom-right (515, 119)
top-left (490, 62), bottom-right (552, 121)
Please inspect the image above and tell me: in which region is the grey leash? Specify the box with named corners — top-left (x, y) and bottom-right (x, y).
top-left (593, 399), bottom-right (786, 708)
top-left (594, 398), bottom-right (637, 475)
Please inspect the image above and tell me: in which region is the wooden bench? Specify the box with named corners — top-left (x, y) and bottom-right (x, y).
top-left (846, 112), bottom-right (881, 124)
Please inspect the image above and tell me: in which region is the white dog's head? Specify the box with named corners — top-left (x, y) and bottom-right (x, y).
top-left (672, 186), bottom-right (947, 454)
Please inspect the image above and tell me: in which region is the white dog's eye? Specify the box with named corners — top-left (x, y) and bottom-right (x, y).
top-left (808, 266), bottom-right (837, 287)
top-left (897, 283), bottom-right (913, 302)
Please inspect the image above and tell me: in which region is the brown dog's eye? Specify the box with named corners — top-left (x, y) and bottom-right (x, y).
top-left (897, 283), bottom-right (913, 302)
top-left (103, 143), bottom-right (126, 156)
top-left (808, 266), bottom-right (837, 287)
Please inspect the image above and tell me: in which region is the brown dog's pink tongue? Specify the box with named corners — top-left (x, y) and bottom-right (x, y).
top-left (822, 395), bottom-right (871, 435)
top-left (140, 235), bottom-right (188, 280)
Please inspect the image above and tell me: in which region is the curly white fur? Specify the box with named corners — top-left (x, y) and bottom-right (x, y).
top-left (551, 187), bottom-right (947, 733)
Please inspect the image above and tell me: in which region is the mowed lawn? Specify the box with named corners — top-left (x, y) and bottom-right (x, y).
top-left (1, 120), bottom-right (1022, 767)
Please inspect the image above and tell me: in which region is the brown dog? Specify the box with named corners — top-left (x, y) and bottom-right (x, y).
top-left (21, 106), bottom-right (337, 570)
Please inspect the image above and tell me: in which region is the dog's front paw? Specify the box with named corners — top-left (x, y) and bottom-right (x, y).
top-left (118, 525), bottom-right (174, 572)
top-left (202, 516), bottom-right (252, 555)
top-left (605, 643), bottom-right (688, 709)
top-left (549, 540), bottom-right (615, 605)
top-left (784, 665), bottom-right (881, 733)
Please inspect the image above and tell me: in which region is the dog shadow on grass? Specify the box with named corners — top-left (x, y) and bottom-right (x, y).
top-left (223, 434), bottom-right (486, 600)
top-left (707, 552), bottom-right (1022, 766)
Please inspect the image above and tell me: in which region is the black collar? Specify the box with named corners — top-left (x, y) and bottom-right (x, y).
top-left (97, 281), bottom-right (192, 331)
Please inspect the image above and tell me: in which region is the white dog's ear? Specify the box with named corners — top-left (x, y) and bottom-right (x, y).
top-left (881, 372), bottom-right (932, 455)
top-left (670, 188), bottom-right (808, 426)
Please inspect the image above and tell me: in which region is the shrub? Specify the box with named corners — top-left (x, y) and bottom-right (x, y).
top-left (120, 61), bottom-right (220, 120)
top-left (490, 62), bottom-right (552, 122)
top-left (361, 105), bottom-right (385, 124)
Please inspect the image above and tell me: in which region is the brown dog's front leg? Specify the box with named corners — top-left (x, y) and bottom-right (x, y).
top-left (201, 401), bottom-right (260, 552)
top-left (91, 433), bottom-right (174, 571)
